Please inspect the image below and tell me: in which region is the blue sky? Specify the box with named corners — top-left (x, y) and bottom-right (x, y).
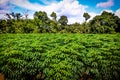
top-left (0, 0), bottom-right (120, 23)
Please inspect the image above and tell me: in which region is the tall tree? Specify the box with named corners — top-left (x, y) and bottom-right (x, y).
top-left (6, 13), bottom-right (12, 19)
top-left (23, 10), bottom-right (29, 19)
top-left (6, 12), bottom-right (22, 20)
top-left (50, 12), bottom-right (57, 21)
top-left (89, 11), bottom-right (119, 33)
top-left (83, 12), bottom-right (90, 33)
top-left (58, 15), bottom-right (68, 26)
top-left (10, 12), bottom-right (15, 19)
top-left (83, 12), bottom-right (90, 21)
top-left (34, 11), bottom-right (48, 21)
top-left (16, 13), bottom-right (22, 20)
top-left (34, 11), bottom-right (50, 32)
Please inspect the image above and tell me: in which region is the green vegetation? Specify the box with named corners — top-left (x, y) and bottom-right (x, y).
top-left (0, 11), bottom-right (120, 33)
top-left (0, 34), bottom-right (120, 80)
top-left (0, 10), bottom-right (120, 80)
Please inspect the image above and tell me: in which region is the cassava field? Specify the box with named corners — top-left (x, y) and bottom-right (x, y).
top-left (0, 34), bottom-right (120, 80)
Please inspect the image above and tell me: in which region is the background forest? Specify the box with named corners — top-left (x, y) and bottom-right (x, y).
top-left (0, 11), bottom-right (120, 34)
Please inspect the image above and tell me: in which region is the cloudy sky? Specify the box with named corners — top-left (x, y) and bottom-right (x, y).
top-left (0, 0), bottom-right (120, 24)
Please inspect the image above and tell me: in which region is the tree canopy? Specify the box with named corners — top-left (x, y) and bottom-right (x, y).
top-left (0, 11), bottom-right (120, 34)
top-left (50, 12), bottom-right (57, 21)
top-left (89, 11), bottom-right (120, 33)
top-left (83, 12), bottom-right (90, 21)
top-left (58, 15), bottom-right (68, 26)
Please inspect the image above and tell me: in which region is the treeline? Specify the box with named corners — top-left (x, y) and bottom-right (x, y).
top-left (0, 11), bottom-right (120, 33)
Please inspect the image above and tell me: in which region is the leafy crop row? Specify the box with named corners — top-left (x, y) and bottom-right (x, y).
top-left (0, 34), bottom-right (120, 80)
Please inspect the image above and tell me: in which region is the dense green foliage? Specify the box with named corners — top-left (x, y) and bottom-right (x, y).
top-left (89, 11), bottom-right (120, 33)
top-left (50, 12), bottom-right (57, 21)
top-left (0, 11), bottom-right (120, 33)
top-left (83, 13), bottom-right (90, 21)
top-left (0, 34), bottom-right (120, 80)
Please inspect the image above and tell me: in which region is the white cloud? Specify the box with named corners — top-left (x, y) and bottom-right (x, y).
top-left (10, 0), bottom-right (43, 11)
top-left (0, 13), bottom-right (7, 19)
top-left (96, 0), bottom-right (114, 8)
top-left (115, 8), bottom-right (120, 18)
top-left (0, 0), bottom-right (13, 16)
top-left (10, 0), bottom-right (89, 24)
top-left (89, 12), bottom-right (99, 20)
top-left (68, 17), bottom-right (84, 24)
top-left (0, 10), bottom-right (9, 14)
top-left (0, 0), bottom-right (8, 4)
